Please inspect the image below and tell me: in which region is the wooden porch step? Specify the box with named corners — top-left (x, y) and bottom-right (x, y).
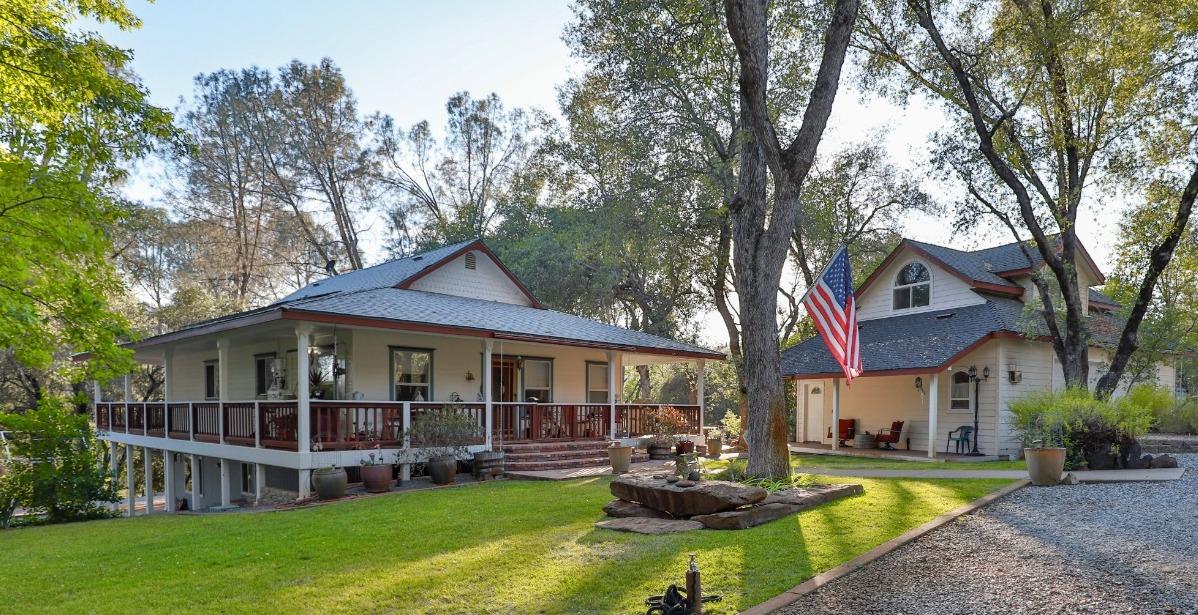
top-left (504, 452), bottom-right (650, 472)
top-left (499, 439), bottom-right (611, 453)
top-left (503, 448), bottom-right (616, 462)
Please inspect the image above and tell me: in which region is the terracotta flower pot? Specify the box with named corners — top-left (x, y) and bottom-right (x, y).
top-left (675, 440), bottom-right (695, 455)
top-left (311, 467), bottom-right (347, 500)
top-left (608, 444), bottom-right (633, 474)
top-left (427, 456), bottom-right (456, 485)
top-left (1025, 447), bottom-right (1066, 486)
top-left (360, 464), bottom-right (393, 493)
top-left (705, 437), bottom-right (723, 458)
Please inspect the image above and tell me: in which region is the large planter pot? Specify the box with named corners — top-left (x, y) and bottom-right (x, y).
top-left (360, 464), bottom-right (393, 493)
top-left (647, 445), bottom-right (673, 460)
top-left (675, 440), bottom-right (695, 455)
top-left (1025, 447), bottom-right (1066, 486)
top-left (427, 456), bottom-right (457, 485)
top-left (473, 451), bottom-right (505, 480)
top-left (311, 467), bottom-right (347, 500)
top-left (608, 444), bottom-right (633, 474)
top-left (705, 437), bottom-right (723, 458)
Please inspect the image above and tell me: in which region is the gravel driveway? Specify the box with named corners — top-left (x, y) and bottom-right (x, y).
top-left (776, 454), bottom-right (1198, 615)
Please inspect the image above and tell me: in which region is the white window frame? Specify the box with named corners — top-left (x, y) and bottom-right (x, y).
top-left (520, 358), bottom-right (553, 403)
top-left (203, 360), bottom-right (219, 401)
top-left (949, 371), bottom-right (972, 412)
top-left (586, 361), bottom-right (609, 404)
top-left (892, 260), bottom-right (932, 311)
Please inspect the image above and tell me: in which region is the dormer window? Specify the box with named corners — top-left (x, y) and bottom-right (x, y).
top-left (464, 252), bottom-right (477, 270)
top-left (893, 261), bottom-right (931, 310)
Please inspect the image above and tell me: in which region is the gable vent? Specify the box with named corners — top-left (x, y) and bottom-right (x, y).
top-left (464, 252), bottom-right (477, 270)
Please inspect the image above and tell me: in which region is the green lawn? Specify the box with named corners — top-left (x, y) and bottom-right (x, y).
top-left (0, 476), bottom-right (1011, 614)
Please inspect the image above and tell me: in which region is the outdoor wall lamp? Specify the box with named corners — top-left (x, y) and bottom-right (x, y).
top-left (464, 370), bottom-right (475, 382)
top-left (914, 376), bottom-right (924, 394)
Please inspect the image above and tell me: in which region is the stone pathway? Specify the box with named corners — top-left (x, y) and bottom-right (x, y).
top-left (770, 454), bottom-right (1198, 614)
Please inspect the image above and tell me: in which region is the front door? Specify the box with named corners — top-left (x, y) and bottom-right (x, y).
top-left (492, 359), bottom-right (517, 403)
top-left (805, 384), bottom-right (824, 443)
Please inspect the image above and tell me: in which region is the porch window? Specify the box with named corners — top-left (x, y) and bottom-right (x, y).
top-left (893, 261), bottom-right (931, 310)
top-left (203, 360), bottom-right (219, 400)
top-left (522, 359), bottom-right (552, 402)
top-left (586, 362), bottom-right (609, 404)
top-left (950, 371), bottom-right (971, 410)
top-left (254, 353), bottom-right (277, 397)
top-left (391, 348), bottom-right (433, 401)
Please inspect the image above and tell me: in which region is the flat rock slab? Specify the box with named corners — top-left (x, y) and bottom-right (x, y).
top-left (610, 475), bottom-right (767, 516)
top-left (603, 499), bottom-right (674, 519)
top-left (693, 483), bottom-right (863, 530)
top-left (594, 517), bottom-right (705, 534)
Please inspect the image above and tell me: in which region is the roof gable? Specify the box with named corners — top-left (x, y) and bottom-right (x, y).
top-left (396, 240), bottom-right (541, 308)
top-left (856, 239), bottom-right (1024, 299)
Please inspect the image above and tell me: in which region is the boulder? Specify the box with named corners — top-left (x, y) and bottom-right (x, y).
top-left (603, 499), bottom-right (673, 519)
top-left (1150, 454), bottom-right (1179, 469)
top-left (610, 475), bottom-right (767, 516)
top-left (594, 517), bottom-right (704, 534)
top-left (694, 484), bottom-right (864, 530)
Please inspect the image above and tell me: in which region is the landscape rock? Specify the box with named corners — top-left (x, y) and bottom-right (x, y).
top-left (610, 475), bottom-right (767, 516)
top-left (1060, 472), bottom-right (1080, 485)
top-left (603, 499), bottom-right (673, 519)
top-left (676, 480), bottom-right (696, 487)
top-left (1150, 454), bottom-right (1179, 469)
top-left (594, 517), bottom-right (704, 534)
top-left (694, 484), bottom-right (864, 530)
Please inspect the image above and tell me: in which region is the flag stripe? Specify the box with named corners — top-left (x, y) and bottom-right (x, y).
top-left (802, 247), bottom-right (862, 384)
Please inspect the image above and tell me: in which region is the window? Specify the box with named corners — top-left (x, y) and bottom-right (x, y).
top-left (391, 348), bottom-right (433, 401)
top-left (203, 360), bottom-right (219, 400)
top-left (255, 353), bottom-right (277, 397)
top-left (522, 359), bottom-right (552, 402)
top-left (586, 362), bottom-right (610, 404)
top-left (893, 261), bottom-right (931, 310)
top-left (950, 371), bottom-right (971, 411)
top-left (464, 251), bottom-right (477, 270)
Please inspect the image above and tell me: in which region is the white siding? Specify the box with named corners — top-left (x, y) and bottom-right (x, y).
top-left (856, 250), bottom-right (985, 321)
top-left (407, 250), bottom-right (532, 306)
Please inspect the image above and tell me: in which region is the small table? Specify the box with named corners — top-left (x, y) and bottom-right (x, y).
top-left (853, 433), bottom-right (876, 449)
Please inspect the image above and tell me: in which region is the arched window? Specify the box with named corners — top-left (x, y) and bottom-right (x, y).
top-left (893, 261), bottom-right (931, 310)
top-left (950, 371), bottom-right (971, 410)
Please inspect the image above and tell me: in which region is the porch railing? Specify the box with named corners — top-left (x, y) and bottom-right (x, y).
top-left (92, 401), bottom-right (703, 451)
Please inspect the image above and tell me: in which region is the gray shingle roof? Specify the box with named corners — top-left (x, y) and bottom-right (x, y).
top-left (286, 287), bottom-right (721, 357)
top-left (273, 239), bottom-right (479, 303)
top-left (907, 240), bottom-right (1021, 288)
top-left (781, 296), bottom-right (1125, 377)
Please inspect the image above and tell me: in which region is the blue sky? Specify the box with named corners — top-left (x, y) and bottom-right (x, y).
top-left (102, 1), bottom-right (576, 127)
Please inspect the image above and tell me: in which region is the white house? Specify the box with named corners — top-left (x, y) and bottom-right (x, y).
top-left (93, 238), bottom-right (722, 512)
top-left (782, 237), bottom-right (1176, 460)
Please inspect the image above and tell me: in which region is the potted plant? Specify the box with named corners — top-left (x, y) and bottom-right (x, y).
top-left (405, 406), bottom-right (480, 486)
top-left (645, 435), bottom-right (674, 460)
top-left (704, 428), bottom-right (724, 458)
top-left (360, 448), bottom-right (393, 493)
top-left (646, 406), bottom-right (692, 456)
top-left (1011, 392), bottom-right (1068, 486)
top-left (607, 440), bottom-right (633, 474)
top-left (311, 465), bottom-right (347, 500)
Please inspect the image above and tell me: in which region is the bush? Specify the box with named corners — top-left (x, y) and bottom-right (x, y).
top-left (719, 409), bottom-right (742, 442)
top-left (648, 406), bottom-right (691, 440)
top-left (1149, 395), bottom-right (1198, 434)
top-left (0, 399), bottom-right (118, 524)
top-left (1009, 387), bottom-right (1166, 470)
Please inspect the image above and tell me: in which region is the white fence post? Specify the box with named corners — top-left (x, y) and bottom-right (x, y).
top-left (254, 401), bottom-right (261, 448)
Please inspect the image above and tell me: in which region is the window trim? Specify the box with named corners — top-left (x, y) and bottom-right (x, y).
top-left (389, 346), bottom-right (435, 402)
top-left (203, 359), bottom-right (219, 401)
top-left (892, 260), bottom-right (933, 312)
top-left (586, 361), bottom-right (610, 404)
top-left (519, 356), bottom-right (554, 403)
top-left (949, 370), bottom-right (972, 412)
top-left (254, 352), bottom-right (277, 397)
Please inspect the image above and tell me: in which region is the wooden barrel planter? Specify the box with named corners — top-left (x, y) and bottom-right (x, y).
top-left (473, 451), bottom-right (505, 481)
top-left (853, 433), bottom-right (876, 449)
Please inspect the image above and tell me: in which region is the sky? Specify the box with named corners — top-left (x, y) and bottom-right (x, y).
top-left (99, 1), bottom-right (1122, 346)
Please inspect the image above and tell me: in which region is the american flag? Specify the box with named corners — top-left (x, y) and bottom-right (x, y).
top-left (802, 246), bottom-right (862, 382)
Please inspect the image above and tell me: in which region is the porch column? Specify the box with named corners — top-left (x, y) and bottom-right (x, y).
top-left (607, 350), bottom-right (618, 439)
top-left (696, 359), bottom-right (706, 434)
top-left (190, 454), bottom-right (201, 511)
top-left (219, 459), bottom-right (232, 508)
top-left (831, 378), bottom-right (841, 451)
top-left (163, 347), bottom-right (173, 403)
top-left (143, 447), bottom-right (155, 514)
top-left (216, 338), bottom-right (229, 443)
top-left (124, 444), bottom-right (135, 516)
top-left (795, 380), bottom-right (803, 443)
top-left (255, 463), bottom-right (265, 502)
top-left (296, 326), bottom-right (312, 455)
top-left (928, 372), bottom-right (939, 459)
top-left (109, 441), bottom-right (118, 480)
top-left (298, 469), bottom-right (311, 499)
top-left (123, 374), bottom-right (133, 405)
top-left (163, 449), bottom-right (176, 512)
top-left (483, 340), bottom-right (494, 449)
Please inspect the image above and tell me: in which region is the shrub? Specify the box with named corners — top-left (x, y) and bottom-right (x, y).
top-left (648, 406), bottom-right (691, 440)
top-left (1154, 399), bottom-right (1198, 434)
top-left (1009, 387), bottom-right (1166, 470)
top-left (719, 409), bottom-right (743, 442)
top-left (0, 400), bottom-right (118, 524)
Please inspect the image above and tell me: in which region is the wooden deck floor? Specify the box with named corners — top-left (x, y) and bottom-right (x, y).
top-left (789, 442), bottom-right (1001, 463)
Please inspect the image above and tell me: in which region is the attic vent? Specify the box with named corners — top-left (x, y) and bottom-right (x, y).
top-left (464, 252), bottom-right (477, 270)
top-left (935, 312), bottom-right (955, 320)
